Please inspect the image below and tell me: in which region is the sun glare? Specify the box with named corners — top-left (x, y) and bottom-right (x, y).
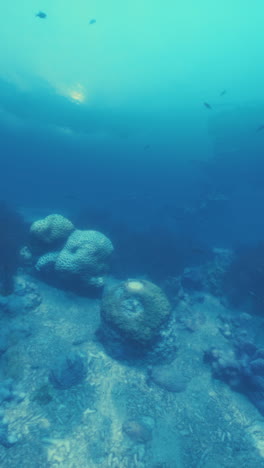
top-left (69, 88), bottom-right (85, 103)
top-left (57, 83), bottom-right (86, 103)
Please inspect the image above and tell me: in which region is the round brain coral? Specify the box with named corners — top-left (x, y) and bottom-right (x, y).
top-left (54, 230), bottom-right (114, 287)
top-left (100, 279), bottom-right (171, 344)
top-left (30, 214), bottom-right (74, 250)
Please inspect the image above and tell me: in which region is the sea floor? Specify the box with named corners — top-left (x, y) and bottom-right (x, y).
top-left (1, 273), bottom-right (264, 468)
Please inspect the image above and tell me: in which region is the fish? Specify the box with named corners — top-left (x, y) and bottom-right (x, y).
top-left (257, 124), bottom-right (264, 132)
top-left (191, 247), bottom-right (209, 255)
top-left (89, 19), bottom-right (96, 25)
top-left (248, 291), bottom-right (264, 303)
top-left (203, 102), bottom-right (212, 110)
top-left (220, 90), bottom-right (226, 96)
top-left (36, 11), bottom-right (47, 19)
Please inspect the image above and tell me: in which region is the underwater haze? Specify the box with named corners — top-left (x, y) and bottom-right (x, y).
top-left (1, 0), bottom-right (264, 246)
top-left (2, 1), bottom-right (264, 467)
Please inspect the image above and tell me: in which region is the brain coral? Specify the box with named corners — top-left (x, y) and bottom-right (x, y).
top-left (55, 230), bottom-right (114, 287)
top-left (30, 214), bottom-right (74, 250)
top-left (35, 251), bottom-right (59, 273)
top-left (100, 279), bottom-right (171, 344)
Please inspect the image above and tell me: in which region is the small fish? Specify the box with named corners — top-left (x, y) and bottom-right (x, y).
top-left (64, 193), bottom-right (78, 200)
top-left (248, 291), bottom-right (262, 301)
top-left (203, 102), bottom-right (212, 110)
top-left (191, 248), bottom-right (208, 255)
top-left (36, 11), bottom-right (47, 19)
top-left (220, 90), bottom-right (226, 96)
top-left (257, 124), bottom-right (264, 132)
top-left (89, 19), bottom-right (96, 25)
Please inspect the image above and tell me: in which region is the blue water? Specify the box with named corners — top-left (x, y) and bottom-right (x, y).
top-left (1, 2), bottom-right (264, 466)
top-left (1, 1), bottom-right (264, 248)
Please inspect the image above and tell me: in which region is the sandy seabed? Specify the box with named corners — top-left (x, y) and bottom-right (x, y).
top-left (0, 273), bottom-right (264, 468)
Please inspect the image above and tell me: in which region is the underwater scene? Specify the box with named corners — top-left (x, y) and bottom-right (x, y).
top-left (2, 1), bottom-right (264, 467)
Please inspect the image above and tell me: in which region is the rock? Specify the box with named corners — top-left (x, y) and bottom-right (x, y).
top-left (6, 292), bottom-right (41, 315)
top-left (32, 385), bottom-right (53, 405)
top-left (250, 359), bottom-right (264, 375)
top-left (122, 418), bottom-right (153, 443)
top-left (254, 349), bottom-right (264, 360)
top-left (49, 352), bottom-right (87, 389)
top-left (181, 267), bottom-right (204, 291)
top-left (150, 362), bottom-right (188, 392)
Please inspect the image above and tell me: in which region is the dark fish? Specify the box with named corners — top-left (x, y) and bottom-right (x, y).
top-left (248, 291), bottom-right (264, 303)
top-left (191, 248), bottom-right (208, 255)
top-left (203, 102), bottom-right (212, 110)
top-left (89, 19), bottom-right (96, 25)
top-left (220, 90), bottom-right (226, 96)
top-left (64, 194), bottom-right (78, 200)
top-left (257, 125), bottom-right (264, 132)
top-left (36, 11), bottom-right (47, 19)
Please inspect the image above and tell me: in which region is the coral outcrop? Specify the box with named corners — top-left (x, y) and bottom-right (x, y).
top-left (100, 279), bottom-right (171, 348)
top-left (30, 214), bottom-right (74, 252)
top-left (205, 339), bottom-right (264, 415)
top-left (22, 214), bottom-right (114, 292)
top-left (35, 252), bottom-right (59, 273)
top-left (55, 230), bottom-right (113, 288)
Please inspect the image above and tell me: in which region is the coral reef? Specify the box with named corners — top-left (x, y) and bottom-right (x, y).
top-left (35, 251), bottom-right (59, 273)
top-left (222, 242), bottom-right (264, 314)
top-left (55, 229), bottom-right (113, 288)
top-left (99, 279), bottom-right (171, 356)
top-left (205, 339), bottom-right (264, 415)
top-left (181, 248), bottom-right (233, 298)
top-left (19, 246), bottom-right (33, 265)
top-left (29, 214), bottom-right (74, 252)
top-left (0, 278), bottom-right (42, 316)
top-left (24, 215), bottom-right (114, 292)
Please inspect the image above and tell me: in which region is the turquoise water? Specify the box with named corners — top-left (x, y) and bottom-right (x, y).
top-left (1, 1), bottom-right (264, 228)
top-left (1, 2), bottom-right (264, 467)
